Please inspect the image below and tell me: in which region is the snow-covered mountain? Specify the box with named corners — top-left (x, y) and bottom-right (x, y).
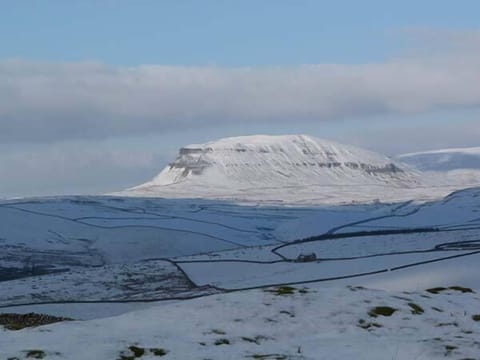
top-left (138, 134), bottom-right (417, 187)
top-left (398, 147), bottom-right (480, 188)
top-left (398, 146), bottom-right (480, 171)
top-left (124, 134), bottom-right (432, 203)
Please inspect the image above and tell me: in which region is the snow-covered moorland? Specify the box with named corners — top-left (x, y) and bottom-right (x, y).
top-left (1, 187), bottom-right (480, 310)
top-left (2, 135), bottom-right (480, 359)
top-left (1, 188), bottom-right (480, 359)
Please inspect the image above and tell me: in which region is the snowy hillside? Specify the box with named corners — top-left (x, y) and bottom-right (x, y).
top-left (122, 135), bottom-right (451, 204)
top-left (1, 187), bottom-right (480, 309)
top-left (2, 284), bottom-right (480, 360)
top-left (398, 146), bottom-right (480, 188)
top-left (1, 190), bottom-right (480, 359)
top-left (144, 134), bottom-right (416, 186)
top-left (2, 137), bottom-right (480, 359)
top-left (399, 146), bottom-right (480, 171)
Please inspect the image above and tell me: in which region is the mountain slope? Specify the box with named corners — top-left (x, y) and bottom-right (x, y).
top-left (398, 146), bottom-right (480, 171)
top-left (123, 135), bottom-right (431, 203)
top-left (398, 146), bottom-right (480, 188)
top-left (141, 134), bottom-right (417, 186)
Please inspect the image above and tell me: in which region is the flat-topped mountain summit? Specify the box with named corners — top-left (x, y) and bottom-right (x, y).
top-left (123, 135), bottom-right (434, 203)
top-left (141, 134), bottom-right (416, 186)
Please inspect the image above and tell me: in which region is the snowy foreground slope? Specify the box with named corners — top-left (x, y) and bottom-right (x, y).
top-left (2, 285), bottom-right (480, 359)
top-left (123, 135), bottom-right (471, 204)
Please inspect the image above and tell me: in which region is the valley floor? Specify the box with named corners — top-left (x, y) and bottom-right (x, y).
top-left (1, 188), bottom-right (480, 359)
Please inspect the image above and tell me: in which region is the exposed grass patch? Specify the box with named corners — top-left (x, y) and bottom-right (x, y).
top-left (426, 286), bottom-right (474, 294)
top-left (368, 306), bottom-right (397, 318)
top-left (436, 322), bottom-right (458, 327)
top-left (210, 329), bottom-right (226, 335)
top-left (448, 286), bottom-right (474, 293)
top-left (431, 307), bottom-right (444, 312)
top-left (265, 286), bottom-right (297, 296)
top-left (357, 319), bottom-right (383, 330)
top-left (150, 348), bottom-right (168, 357)
top-left (242, 336), bottom-right (258, 343)
top-left (118, 355), bottom-right (135, 360)
top-left (4, 323), bottom-right (24, 331)
top-left (128, 346), bottom-right (145, 358)
top-left (118, 346), bottom-right (167, 359)
top-left (241, 335), bottom-right (269, 345)
top-left (264, 317), bottom-right (278, 323)
top-left (279, 310), bottom-right (295, 317)
top-left (444, 345), bottom-right (458, 355)
top-left (214, 338), bottom-right (230, 346)
top-left (348, 285), bottom-right (366, 292)
top-left (472, 314), bottom-right (480, 321)
top-left (426, 287), bottom-right (447, 294)
top-left (408, 302), bottom-right (424, 315)
top-left (25, 350), bottom-right (46, 359)
top-left (246, 355), bottom-right (287, 359)
top-left (0, 313), bottom-right (72, 331)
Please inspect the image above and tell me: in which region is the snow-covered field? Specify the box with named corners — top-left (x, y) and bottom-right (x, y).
top-left (1, 188), bottom-right (480, 307)
top-left (2, 284), bottom-right (480, 359)
top-left (2, 136), bottom-right (480, 359)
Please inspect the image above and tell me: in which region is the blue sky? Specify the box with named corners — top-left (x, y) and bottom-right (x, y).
top-left (1, 1), bottom-right (480, 197)
top-left (2, 0), bottom-right (480, 66)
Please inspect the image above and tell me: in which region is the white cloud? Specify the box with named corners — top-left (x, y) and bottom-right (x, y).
top-left (2, 28), bottom-right (480, 197)
top-left (1, 29), bottom-right (480, 143)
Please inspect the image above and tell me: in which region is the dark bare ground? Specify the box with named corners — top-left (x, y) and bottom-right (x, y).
top-left (0, 312), bottom-right (73, 330)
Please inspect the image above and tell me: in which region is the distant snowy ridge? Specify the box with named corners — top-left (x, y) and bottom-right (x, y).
top-left (397, 146), bottom-right (480, 189)
top-left (398, 146), bottom-right (480, 171)
top-left (122, 135), bottom-right (434, 203)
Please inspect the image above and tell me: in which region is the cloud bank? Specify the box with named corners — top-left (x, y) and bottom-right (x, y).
top-left (0, 141), bottom-right (167, 197)
top-left (1, 28), bottom-right (480, 197)
top-left (1, 30), bottom-right (480, 143)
